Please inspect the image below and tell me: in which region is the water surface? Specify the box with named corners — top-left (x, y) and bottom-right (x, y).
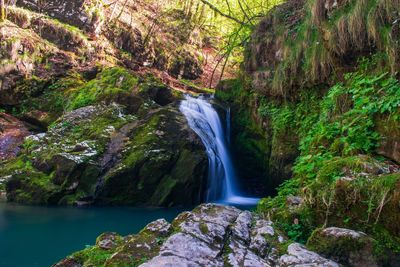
top-left (0, 202), bottom-right (185, 267)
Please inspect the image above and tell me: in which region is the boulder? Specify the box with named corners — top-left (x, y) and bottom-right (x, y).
top-left (22, 110), bottom-right (53, 129)
top-left (0, 20), bottom-right (75, 106)
top-left (104, 21), bottom-right (145, 62)
top-left (144, 204), bottom-right (281, 267)
top-left (7, 7), bottom-right (90, 53)
top-left (96, 232), bottom-right (122, 250)
top-left (307, 227), bottom-right (380, 267)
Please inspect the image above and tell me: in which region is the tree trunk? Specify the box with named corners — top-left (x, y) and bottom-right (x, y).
top-left (0, 0), bottom-right (5, 22)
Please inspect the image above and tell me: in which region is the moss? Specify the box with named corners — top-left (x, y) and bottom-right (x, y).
top-left (119, 231), bottom-right (163, 265)
top-left (67, 221), bottom-right (171, 267)
top-left (72, 246), bottom-right (114, 267)
top-left (67, 67), bottom-right (139, 110)
top-left (199, 222), bottom-right (209, 235)
top-left (308, 228), bottom-right (359, 250)
top-left (122, 114), bottom-right (160, 167)
top-left (96, 107), bottom-right (206, 206)
top-left (258, 155), bottom-right (400, 248)
top-left (2, 158), bottom-right (57, 204)
top-left (179, 79), bottom-right (215, 94)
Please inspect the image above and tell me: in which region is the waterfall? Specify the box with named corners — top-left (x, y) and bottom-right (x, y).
top-left (180, 94), bottom-right (259, 205)
top-left (226, 107), bottom-right (231, 144)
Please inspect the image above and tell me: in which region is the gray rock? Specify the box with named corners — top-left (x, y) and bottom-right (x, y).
top-left (158, 233), bottom-right (222, 267)
top-left (321, 227), bottom-right (366, 239)
top-left (232, 210), bottom-right (253, 243)
top-left (250, 219), bottom-right (275, 257)
top-left (244, 249), bottom-right (272, 267)
top-left (140, 204), bottom-right (278, 267)
top-left (227, 238), bottom-right (271, 267)
top-left (286, 196), bottom-right (303, 208)
top-left (140, 255), bottom-right (202, 267)
top-left (143, 219), bottom-right (172, 237)
top-left (279, 243), bottom-right (339, 267)
top-left (178, 219), bottom-right (227, 248)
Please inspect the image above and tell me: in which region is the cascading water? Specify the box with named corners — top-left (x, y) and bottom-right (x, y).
top-left (180, 94), bottom-right (259, 205)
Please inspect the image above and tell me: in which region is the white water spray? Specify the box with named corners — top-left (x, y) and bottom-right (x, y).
top-left (180, 95), bottom-right (259, 206)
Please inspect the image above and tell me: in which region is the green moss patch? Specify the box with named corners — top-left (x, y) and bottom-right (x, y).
top-left (67, 67), bottom-right (139, 110)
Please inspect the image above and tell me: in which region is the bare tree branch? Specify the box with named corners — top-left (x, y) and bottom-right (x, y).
top-left (199, 0), bottom-right (247, 26)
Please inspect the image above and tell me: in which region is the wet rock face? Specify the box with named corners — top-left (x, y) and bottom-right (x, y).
top-left (56, 204), bottom-right (338, 267)
top-left (0, 113), bottom-right (30, 160)
top-left (16, 0), bottom-right (104, 35)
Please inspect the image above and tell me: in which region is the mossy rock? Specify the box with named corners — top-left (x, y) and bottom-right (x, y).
top-left (66, 67), bottom-right (140, 111)
top-left (2, 104), bottom-right (136, 205)
top-left (96, 107), bottom-right (207, 207)
top-left (306, 156), bottom-right (400, 228)
top-left (307, 227), bottom-right (387, 267)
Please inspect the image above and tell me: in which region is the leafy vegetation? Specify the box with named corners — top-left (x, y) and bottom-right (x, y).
top-left (255, 55), bottom-right (400, 252)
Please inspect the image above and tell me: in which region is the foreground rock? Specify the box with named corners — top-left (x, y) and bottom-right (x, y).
top-left (55, 204), bottom-right (339, 267)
